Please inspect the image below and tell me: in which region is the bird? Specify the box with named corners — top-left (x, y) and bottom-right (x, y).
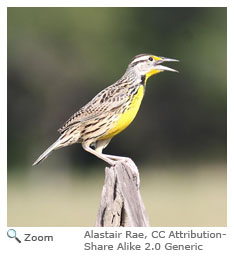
top-left (33, 53), bottom-right (179, 167)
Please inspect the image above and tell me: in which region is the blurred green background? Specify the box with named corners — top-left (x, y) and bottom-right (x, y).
top-left (7, 7), bottom-right (226, 226)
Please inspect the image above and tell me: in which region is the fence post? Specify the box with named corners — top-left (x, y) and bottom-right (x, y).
top-left (95, 160), bottom-right (149, 227)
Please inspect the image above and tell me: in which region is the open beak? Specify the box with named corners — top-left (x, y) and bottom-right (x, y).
top-left (154, 57), bottom-right (179, 73)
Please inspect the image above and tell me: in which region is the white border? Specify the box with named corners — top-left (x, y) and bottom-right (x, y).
top-left (2, 0), bottom-right (229, 7)
top-left (0, 1), bottom-right (232, 257)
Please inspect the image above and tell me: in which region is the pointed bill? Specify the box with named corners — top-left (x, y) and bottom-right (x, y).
top-left (154, 64), bottom-right (179, 73)
top-left (153, 56), bottom-right (179, 72)
top-left (161, 57), bottom-right (179, 62)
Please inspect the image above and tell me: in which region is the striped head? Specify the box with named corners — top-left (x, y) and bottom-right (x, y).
top-left (127, 53), bottom-right (179, 81)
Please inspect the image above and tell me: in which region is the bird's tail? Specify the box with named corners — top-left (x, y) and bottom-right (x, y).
top-left (32, 135), bottom-right (70, 166)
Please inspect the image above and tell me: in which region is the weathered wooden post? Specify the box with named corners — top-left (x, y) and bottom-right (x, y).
top-left (95, 160), bottom-right (149, 227)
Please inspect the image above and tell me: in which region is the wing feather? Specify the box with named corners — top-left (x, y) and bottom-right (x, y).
top-left (58, 84), bottom-right (128, 133)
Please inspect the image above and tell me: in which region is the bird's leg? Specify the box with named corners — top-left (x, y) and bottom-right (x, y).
top-left (83, 141), bottom-right (140, 187)
top-left (82, 143), bottom-right (116, 166)
top-left (103, 154), bottom-right (140, 188)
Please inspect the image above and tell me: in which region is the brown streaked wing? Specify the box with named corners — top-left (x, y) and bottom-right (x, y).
top-left (58, 85), bottom-right (128, 134)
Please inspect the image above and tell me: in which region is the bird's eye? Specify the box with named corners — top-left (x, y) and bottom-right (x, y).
top-left (149, 57), bottom-right (153, 61)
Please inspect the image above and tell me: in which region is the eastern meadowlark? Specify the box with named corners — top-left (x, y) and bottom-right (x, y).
top-left (33, 54), bottom-right (178, 166)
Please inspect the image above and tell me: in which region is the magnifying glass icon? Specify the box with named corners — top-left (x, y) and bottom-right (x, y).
top-left (7, 229), bottom-right (21, 243)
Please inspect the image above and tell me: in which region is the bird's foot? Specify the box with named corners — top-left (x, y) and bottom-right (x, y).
top-left (103, 154), bottom-right (140, 188)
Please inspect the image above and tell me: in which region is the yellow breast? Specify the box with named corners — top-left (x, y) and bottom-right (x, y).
top-left (100, 85), bottom-right (144, 139)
